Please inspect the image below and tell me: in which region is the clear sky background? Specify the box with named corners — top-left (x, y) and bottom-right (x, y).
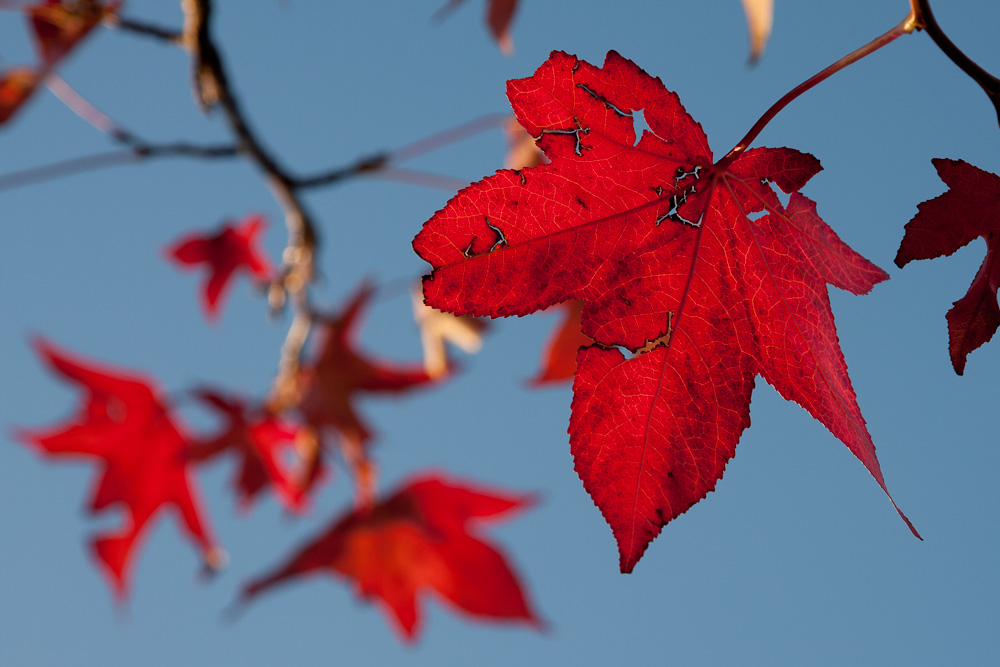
top-left (2, 1), bottom-right (998, 665)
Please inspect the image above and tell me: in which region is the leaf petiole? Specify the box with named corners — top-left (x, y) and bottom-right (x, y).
top-left (719, 10), bottom-right (919, 168)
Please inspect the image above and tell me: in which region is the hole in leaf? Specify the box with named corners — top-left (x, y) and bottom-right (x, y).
top-left (632, 108), bottom-right (650, 147)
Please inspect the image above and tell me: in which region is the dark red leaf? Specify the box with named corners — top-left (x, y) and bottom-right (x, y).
top-left (414, 50), bottom-right (916, 572)
top-left (295, 284), bottom-right (440, 499)
top-left (240, 475), bottom-right (541, 641)
top-left (166, 214), bottom-right (273, 320)
top-left (28, 0), bottom-right (116, 65)
top-left (896, 158), bottom-right (1000, 374)
top-left (16, 338), bottom-right (220, 598)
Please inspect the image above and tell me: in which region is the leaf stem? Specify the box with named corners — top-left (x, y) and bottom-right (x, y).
top-left (910, 0), bottom-right (1000, 128)
top-left (720, 11), bottom-right (918, 167)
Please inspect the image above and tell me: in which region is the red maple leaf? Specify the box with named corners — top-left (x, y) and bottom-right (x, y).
top-left (166, 214), bottom-right (273, 320)
top-left (295, 284), bottom-right (439, 499)
top-left (528, 300), bottom-right (593, 386)
top-left (239, 475), bottom-right (541, 641)
top-left (895, 158), bottom-right (1000, 375)
top-left (187, 389), bottom-right (307, 512)
top-left (413, 50), bottom-right (918, 572)
top-left (16, 338), bottom-right (221, 598)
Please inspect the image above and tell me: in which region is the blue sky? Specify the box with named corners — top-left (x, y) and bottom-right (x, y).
top-left (2, 1), bottom-right (998, 665)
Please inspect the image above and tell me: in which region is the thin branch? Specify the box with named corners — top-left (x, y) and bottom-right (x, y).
top-left (293, 113), bottom-right (511, 190)
top-left (182, 0), bottom-right (318, 414)
top-left (386, 113), bottom-right (509, 163)
top-left (0, 143), bottom-right (238, 192)
top-left (370, 167), bottom-right (471, 192)
top-left (111, 16), bottom-right (183, 44)
top-left (293, 153), bottom-right (389, 189)
top-left (0, 151), bottom-right (137, 191)
top-left (911, 0), bottom-right (1000, 128)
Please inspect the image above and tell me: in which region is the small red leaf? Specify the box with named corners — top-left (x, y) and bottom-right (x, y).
top-left (0, 68), bottom-right (41, 125)
top-left (28, 0), bottom-right (116, 65)
top-left (166, 214), bottom-right (273, 320)
top-left (16, 338), bottom-right (220, 598)
top-left (896, 158), bottom-right (1000, 374)
top-left (240, 475), bottom-right (541, 641)
top-left (188, 389), bottom-right (307, 512)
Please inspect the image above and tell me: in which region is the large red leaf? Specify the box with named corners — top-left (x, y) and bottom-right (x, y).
top-left (16, 338), bottom-right (220, 598)
top-left (895, 158), bottom-right (1000, 375)
top-left (240, 475), bottom-right (541, 641)
top-left (414, 50), bottom-right (917, 572)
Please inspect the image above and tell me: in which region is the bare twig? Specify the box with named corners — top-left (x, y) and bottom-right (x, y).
top-left (111, 16), bottom-right (183, 44)
top-left (911, 0), bottom-right (1000, 128)
top-left (181, 0), bottom-right (318, 418)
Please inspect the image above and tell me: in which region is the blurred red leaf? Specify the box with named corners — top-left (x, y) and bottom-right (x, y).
top-left (166, 214), bottom-right (273, 320)
top-left (28, 0), bottom-right (117, 65)
top-left (0, 68), bottom-right (41, 124)
top-left (298, 284), bottom-right (439, 448)
top-left (188, 389), bottom-right (307, 512)
top-left (528, 300), bottom-right (591, 386)
top-left (0, 1), bottom-right (115, 126)
top-left (240, 475), bottom-right (541, 641)
top-left (414, 50), bottom-right (917, 572)
top-left (16, 338), bottom-right (220, 598)
top-left (895, 158), bottom-right (1000, 374)
top-left (295, 284), bottom-right (440, 500)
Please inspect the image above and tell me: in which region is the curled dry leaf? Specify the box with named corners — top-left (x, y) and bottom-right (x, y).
top-left (740, 0), bottom-right (774, 63)
top-left (504, 116), bottom-right (546, 171)
top-left (411, 284), bottom-right (487, 378)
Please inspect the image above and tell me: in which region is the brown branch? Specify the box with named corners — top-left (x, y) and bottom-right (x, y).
top-left (181, 0), bottom-right (318, 416)
top-left (0, 143), bottom-right (238, 192)
top-left (111, 16), bottom-right (183, 44)
top-left (911, 0), bottom-right (1000, 128)
top-left (293, 153), bottom-right (389, 189)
